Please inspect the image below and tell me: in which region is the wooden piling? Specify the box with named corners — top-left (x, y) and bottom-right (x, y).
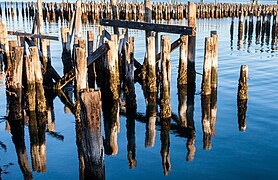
top-left (145, 0), bottom-right (152, 39)
top-left (75, 0), bottom-right (82, 38)
top-left (237, 65), bottom-right (248, 131)
top-left (237, 65), bottom-right (248, 100)
top-left (87, 30), bottom-right (95, 88)
top-left (146, 36), bottom-right (157, 93)
top-left (202, 37), bottom-right (213, 96)
top-left (188, 2), bottom-right (196, 85)
top-left (79, 89), bottom-right (104, 179)
top-left (177, 35), bottom-right (188, 85)
top-left (106, 35), bottom-right (120, 100)
top-left (75, 47), bottom-right (87, 91)
top-left (29, 46), bottom-right (46, 113)
top-left (25, 55), bottom-right (36, 112)
top-left (160, 35), bottom-right (171, 119)
top-left (7, 46), bottom-right (24, 120)
top-left (124, 36), bottom-right (136, 113)
top-left (210, 31), bottom-right (218, 89)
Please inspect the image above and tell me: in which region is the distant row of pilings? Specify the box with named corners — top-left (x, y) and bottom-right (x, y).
top-left (1, 1), bottom-right (278, 22)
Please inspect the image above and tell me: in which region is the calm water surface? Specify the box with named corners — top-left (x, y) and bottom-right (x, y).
top-left (0, 1), bottom-right (278, 180)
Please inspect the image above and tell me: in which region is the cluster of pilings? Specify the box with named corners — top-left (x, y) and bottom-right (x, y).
top-left (0, 0), bottom-right (250, 179)
top-left (230, 7), bottom-right (278, 51)
top-left (1, 1), bottom-right (278, 23)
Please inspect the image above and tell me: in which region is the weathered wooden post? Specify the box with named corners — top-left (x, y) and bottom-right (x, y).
top-left (124, 36), bottom-right (137, 114)
top-left (210, 31), bottom-right (218, 136)
top-left (144, 35), bottom-right (158, 148)
top-left (75, 0), bottom-right (82, 38)
top-left (146, 36), bottom-right (157, 93)
top-left (188, 2), bottom-right (196, 86)
top-left (25, 55), bottom-right (36, 112)
top-left (61, 27), bottom-right (73, 75)
top-left (237, 65), bottom-right (248, 131)
top-left (75, 47), bottom-right (87, 91)
top-left (7, 46), bottom-right (24, 120)
top-left (106, 34), bottom-right (120, 100)
top-left (87, 30), bottom-right (95, 88)
top-left (202, 37), bottom-right (213, 96)
top-left (178, 35), bottom-right (188, 85)
top-left (41, 39), bottom-right (53, 87)
top-left (145, 0), bottom-right (152, 39)
top-left (79, 89), bottom-right (105, 179)
top-left (110, 0), bottom-right (119, 34)
top-left (160, 35), bottom-right (171, 119)
top-left (29, 46), bottom-right (46, 113)
top-left (210, 31), bottom-right (218, 89)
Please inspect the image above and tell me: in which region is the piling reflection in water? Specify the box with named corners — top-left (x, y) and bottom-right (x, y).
top-left (237, 65), bottom-right (248, 132)
top-left (160, 118), bottom-right (171, 176)
top-left (102, 98), bottom-right (119, 156)
top-left (232, 12), bottom-right (278, 51)
top-left (126, 113), bottom-right (137, 169)
top-left (177, 83), bottom-right (196, 161)
top-left (8, 120), bottom-right (33, 180)
top-left (28, 111), bottom-right (47, 173)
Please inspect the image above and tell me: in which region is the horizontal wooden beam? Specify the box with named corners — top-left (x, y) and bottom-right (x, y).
top-left (100, 19), bottom-right (192, 35)
top-left (8, 31), bottom-right (59, 41)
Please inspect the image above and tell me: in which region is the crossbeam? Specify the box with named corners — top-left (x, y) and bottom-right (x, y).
top-left (54, 43), bottom-right (110, 90)
top-left (8, 31), bottom-right (59, 41)
top-left (100, 19), bottom-right (192, 35)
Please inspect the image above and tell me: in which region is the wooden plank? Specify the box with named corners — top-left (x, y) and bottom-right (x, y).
top-left (100, 19), bottom-right (192, 35)
top-left (8, 31), bottom-right (59, 41)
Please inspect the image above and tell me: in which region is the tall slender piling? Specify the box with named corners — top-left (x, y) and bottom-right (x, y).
top-left (210, 31), bottom-right (218, 89)
top-left (202, 37), bottom-right (213, 96)
top-left (146, 36), bottom-right (157, 93)
top-left (160, 35), bottom-right (171, 119)
top-left (177, 35), bottom-right (188, 85)
top-left (188, 2), bottom-right (196, 86)
top-left (75, 47), bottom-right (87, 91)
top-left (124, 36), bottom-right (136, 113)
top-left (87, 30), bottom-right (95, 88)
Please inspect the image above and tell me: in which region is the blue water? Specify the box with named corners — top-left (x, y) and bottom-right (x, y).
top-left (1, 1), bottom-right (278, 180)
